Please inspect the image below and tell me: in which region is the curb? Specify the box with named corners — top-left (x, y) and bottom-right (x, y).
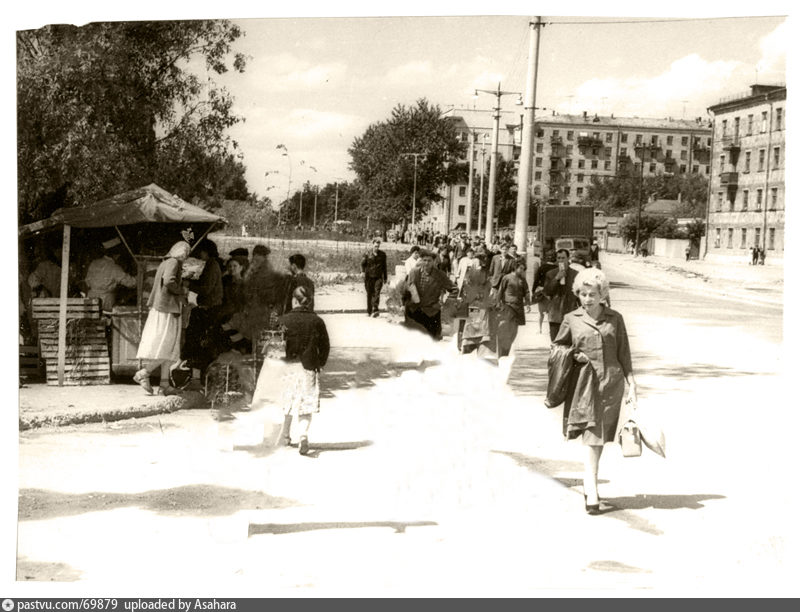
top-left (19, 392), bottom-right (205, 431)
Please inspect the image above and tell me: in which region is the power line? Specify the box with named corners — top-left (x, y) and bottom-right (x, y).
top-left (545, 15), bottom-right (786, 26)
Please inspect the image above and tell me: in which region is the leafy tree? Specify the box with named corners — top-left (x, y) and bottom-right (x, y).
top-left (584, 172), bottom-right (708, 217)
top-left (348, 98), bottom-right (466, 225)
top-left (17, 20), bottom-right (247, 224)
top-left (494, 156), bottom-right (519, 227)
top-left (618, 213), bottom-right (668, 244)
top-left (685, 219), bottom-right (706, 246)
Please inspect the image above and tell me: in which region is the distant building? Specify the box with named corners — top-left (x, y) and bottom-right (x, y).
top-left (529, 113), bottom-right (712, 207)
top-left (420, 109), bottom-right (713, 236)
top-left (705, 84), bottom-right (785, 263)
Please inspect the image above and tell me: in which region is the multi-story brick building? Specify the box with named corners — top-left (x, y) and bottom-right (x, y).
top-left (528, 113), bottom-right (712, 206)
top-left (705, 84), bottom-right (785, 263)
top-left (421, 110), bottom-right (713, 235)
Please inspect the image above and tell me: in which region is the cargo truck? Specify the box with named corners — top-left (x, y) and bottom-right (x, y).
top-left (534, 205), bottom-right (594, 262)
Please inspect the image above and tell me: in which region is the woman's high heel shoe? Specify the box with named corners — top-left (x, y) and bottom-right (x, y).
top-left (584, 494), bottom-right (601, 515)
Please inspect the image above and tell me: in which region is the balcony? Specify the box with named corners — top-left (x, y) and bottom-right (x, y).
top-left (721, 135), bottom-right (741, 151)
top-left (719, 171), bottom-right (739, 187)
top-left (549, 148), bottom-right (563, 158)
top-left (550, 135), bottom-right (563, 145)
top-left (577, 133), bottom-right (603, 147)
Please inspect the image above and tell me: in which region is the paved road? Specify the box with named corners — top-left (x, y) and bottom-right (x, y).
top-left (15, 257), bottom-right (793, 595)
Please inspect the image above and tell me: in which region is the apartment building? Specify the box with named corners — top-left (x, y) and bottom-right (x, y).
top-left (528, 113), bottom-right (712, 206)
top-left (421, 109), bottom-right (712, 235)
top-left (705, 84), bottom-right (785, 263)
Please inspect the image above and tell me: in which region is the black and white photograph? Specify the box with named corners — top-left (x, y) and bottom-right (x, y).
top-left (4, 1), bottom-right (797, 598)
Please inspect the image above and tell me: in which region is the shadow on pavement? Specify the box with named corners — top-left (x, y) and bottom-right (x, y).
top-left (495, 451), bottom-right (725, 536)
top-left (18, 485), bottom-right (298, 521)
top-left (17, 557), bottom-right (83, 582)
top-left (634, 353), bottom-right (772, 382)
top-left (321, 348), bottom-right (439, 398)
top-left (602, 493), bottom-right (725, 511)
top-left (248, 520), bottom-right (438, 536)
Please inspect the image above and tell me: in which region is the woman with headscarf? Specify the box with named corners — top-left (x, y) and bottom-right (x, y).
top-left (277, 286), bottom-right (330, 456)
top-left (133, 241), bottom-right (190, 395)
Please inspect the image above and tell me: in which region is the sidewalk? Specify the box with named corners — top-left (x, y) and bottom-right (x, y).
top-left (603, 252), bottom-right (783, 307)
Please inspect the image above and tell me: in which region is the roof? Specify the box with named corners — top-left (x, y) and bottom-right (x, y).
top-left (19, 184), bottom-right (226, 236)
top-left (644, 199), bottom-right (681, 215)
top-left (532, 113), bottom-right (712, 132)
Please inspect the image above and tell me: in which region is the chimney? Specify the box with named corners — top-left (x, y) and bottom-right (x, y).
top-left (583, 111), bottom-right (587, 119)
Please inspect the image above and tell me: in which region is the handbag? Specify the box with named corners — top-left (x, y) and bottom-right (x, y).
top-left (618, 420), bottom-right (642, 457)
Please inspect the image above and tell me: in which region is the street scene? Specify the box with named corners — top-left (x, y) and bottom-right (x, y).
top-left (10, 7), bottom-right (793, 599)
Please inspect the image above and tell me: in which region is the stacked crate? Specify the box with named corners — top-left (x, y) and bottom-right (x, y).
top-left (31, 298), bottom-right (110, 385)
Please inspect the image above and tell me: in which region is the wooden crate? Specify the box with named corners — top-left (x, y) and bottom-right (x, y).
top-left (19, 344), bottom-right (43, 381)
top-left (37, 319), bottom-right (110, 385)
top-left (31, 298), bottom-right (102, 321)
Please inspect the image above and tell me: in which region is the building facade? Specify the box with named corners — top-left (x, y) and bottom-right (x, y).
top-left (421, 110), bottom-right (713, 236)
top-left (529, 113), bottom-right (712, 206)
top-left (705, 84), bottom-right (785, 263)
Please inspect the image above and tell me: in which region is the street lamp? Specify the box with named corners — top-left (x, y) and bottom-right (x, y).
top-left (276, 144), bottom-right (292, 227)
top-left (474, 83), bottom-right (522, 242)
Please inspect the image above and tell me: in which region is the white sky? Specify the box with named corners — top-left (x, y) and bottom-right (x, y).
top-left (5, 2), bottom-right (791, 200)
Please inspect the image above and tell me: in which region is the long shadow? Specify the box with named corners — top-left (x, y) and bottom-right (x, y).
top-left (18, 485), bottom-right (298, 521)
top-left (248, 520), bottom-right (437, 537)
top-left (633, 352), bottom-right (773, 382)
top-left (17, 557), bottom-right (83, 582)
top-left (495, 450), bottom-right (725, 536)
top-left (320, 347), bottom-right (439, 398)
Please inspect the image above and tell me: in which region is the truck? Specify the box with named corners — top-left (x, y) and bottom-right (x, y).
top-left (534, 205), bottom-right (594, 262)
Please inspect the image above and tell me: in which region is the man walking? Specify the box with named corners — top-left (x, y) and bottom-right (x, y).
top-left (361, 237), bottom-right (387, 317)
top-left (543, 248), bottom-right (579, 341)
top-left (496, 260), bottom-right (530, 357)
top-left (489, 243), bottom-right (514, 296)
top-left (404, 249), bottom-right (456, 339)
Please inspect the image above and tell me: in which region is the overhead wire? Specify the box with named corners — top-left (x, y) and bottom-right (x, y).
top-left (544, 15), bottom-right (785, 26)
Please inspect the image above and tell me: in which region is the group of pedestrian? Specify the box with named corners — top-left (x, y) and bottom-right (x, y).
top-left (750, 245), bottom-right (766, 265)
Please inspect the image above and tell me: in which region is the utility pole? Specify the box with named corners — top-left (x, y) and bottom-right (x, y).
top-left (475, 83), bottom-right (522, 243)
top-left (313, 186), bottom-right (318, 227)
top-left (478, 135), bottom-right (487, 235)
top-left (299, 188), bottom-right (303, 227)
top-left (400, 152), bottom-right (426, 232)
top-left (514, 16), bottom-right (543, 253)
top-left (466, 132), bottom-right (475, 235)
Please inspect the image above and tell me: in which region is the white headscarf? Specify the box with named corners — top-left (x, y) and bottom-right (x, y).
top-left (166, 241), bottom-right (191, 260)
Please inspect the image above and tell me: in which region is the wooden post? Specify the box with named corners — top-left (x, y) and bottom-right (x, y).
top-left (57, 224), bottom-right (71, 385)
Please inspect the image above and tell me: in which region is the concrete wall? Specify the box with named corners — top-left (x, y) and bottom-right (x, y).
top-left (652, 237), bottom-right (691, 259)
top-left (606, 236), bottom-right (627, 253)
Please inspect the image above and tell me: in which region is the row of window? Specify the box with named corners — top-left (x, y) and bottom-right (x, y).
top-left (532, 185), bottom-right (586, 197)
top-left (715, 187), bottom-right (780, 212)
top-left (713, 227), bottom-right (777, 250)
top-left (535, 129), bottom-right (711, 147)
top-left (532, 159), bottom-right (708, 176)
top-left (719, 147), bottom-right (781, 173)
top-left (720, 107), bottom-right (784, 137)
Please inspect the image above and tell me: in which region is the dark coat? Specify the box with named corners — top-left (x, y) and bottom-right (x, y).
top-left (543, 266), bottom-right (579, 324)
top-left (190, 258), bottom-right (223, 308)
top-left (362, 249), bottom-right (388, 281)
top-left (278, 307), bottom-right (330, 371)
top-left (546, 343), bottom-right (600, 440)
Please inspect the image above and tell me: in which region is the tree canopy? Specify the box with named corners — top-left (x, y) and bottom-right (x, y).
top-left (17, 20), bottom-right (248, 224)
top-left (584, 172), bottom-right (708, 217)
top-left (348, 98), bottom-right (466, 225)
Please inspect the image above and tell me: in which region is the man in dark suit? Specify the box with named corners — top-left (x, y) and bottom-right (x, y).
top-left (361, 237), bottom-right (387, 317)
top-left (489, 243), bottom-right (514, 296)
top-left (543, 248), bottom-right (579, 341)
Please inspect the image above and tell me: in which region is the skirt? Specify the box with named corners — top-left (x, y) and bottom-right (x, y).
top-left (136, 308), bottom-right (181, 362)
top-left (281, 361), bottom-right (320, 417)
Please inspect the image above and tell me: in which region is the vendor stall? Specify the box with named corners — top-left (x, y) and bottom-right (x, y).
top-left (19, 183), bottom-right (227, 385)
